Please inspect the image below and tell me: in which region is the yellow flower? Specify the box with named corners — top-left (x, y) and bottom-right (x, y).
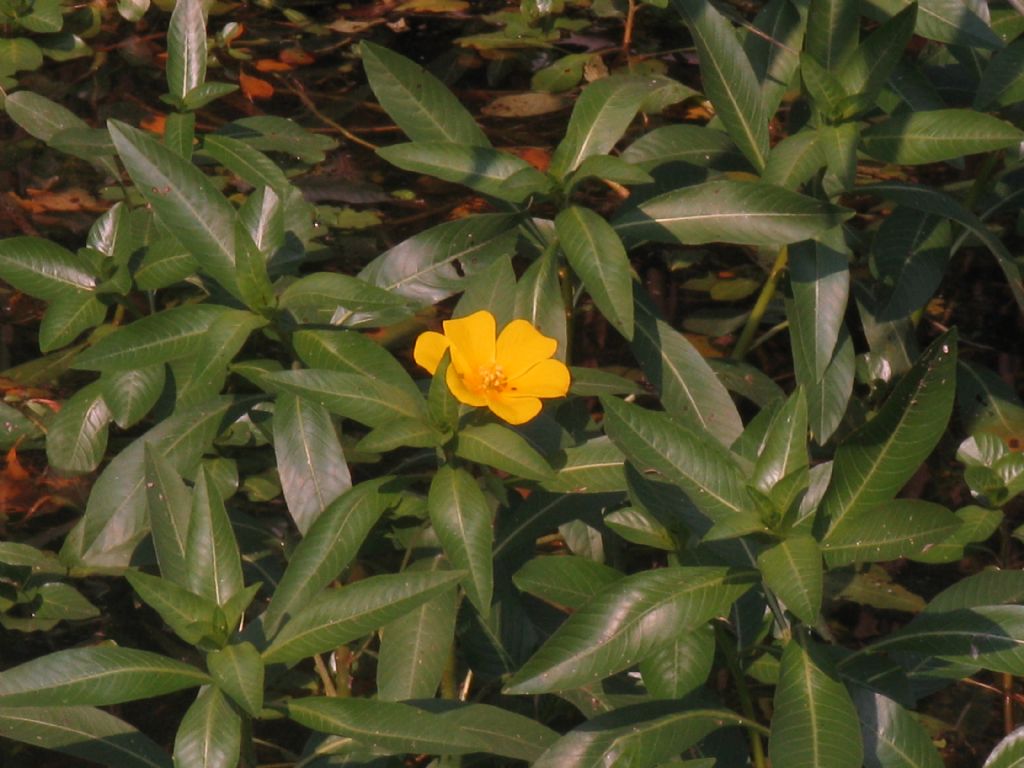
top-left (413, 310), bottom-right (570, 425)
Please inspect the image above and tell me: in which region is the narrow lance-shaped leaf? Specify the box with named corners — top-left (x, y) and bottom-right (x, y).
top-left (46, 383), bottom-right (111, 474)
top-left (549, 75), bottom-right (671, 179)
top-left (757, 536), bottom-right (823, 625)
top-left (273, 393), bottom-right (352, 535)
top-left (262, 571), bottom-right (464, 664)
top-left (0, 236), bottom-right (95, 301)
top-left (166, 0), bottom-right (207, 102)
top-left (108, 120), bottom-right (238, 296)
top-left (805, 0), bottom-right (859, 72)
top-left (852, 688), bottom-right (945, 768)
top-left (0, 706), bottom-right (173, 768)
top-left (428, 466), bottom-right (494, 617)
top-left (504, 566), bottom-right (756, 693)
top-left (820, 331), bottom-right (957, 534)
top-left (631, 288), bottom-right (742, 446)
top-left (144, 445), bottom-right (191, 588)
top-left (670, 0), bottom-right (770, 171)
top-left (185, 469), bottom-right (244, 607)
top-left (261, 478), bottom-right (399, 636)
top-left (206, 642), bottom-right (263, 717)
top-left (173, 686), bottom-right (241, 768)
top-left (556, 205), bottom-right (634, 340)
top-left (861, 110), bottom-right (1024, 165)
top-left (601, 396), bottom-right (764, 540)
top-left (768, 638), bottom-right (863, 768)
top-left (361, 41), bottom-right (489, 147)
top-left (788, 239), bottom-right (850, 384)
top-left (0, 647), bottom-right (209, 707)
top-left (454, 423), bottom-right (553, 481)
top-left (613, 180), bottom-right (852, 247)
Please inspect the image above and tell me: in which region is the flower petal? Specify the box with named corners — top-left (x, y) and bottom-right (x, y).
top-left (487, 394), bottom-right (542, 425)
top-left (413, 331), bottom-right (450, 374)
top-left (507, 358), bottom-right (571, 398)
top-left (496, 319), bottom-right (558, 380)
top-left (446, 364), bottom-right (487, 406)
top-left (443, 310), bottom-right (496, 375)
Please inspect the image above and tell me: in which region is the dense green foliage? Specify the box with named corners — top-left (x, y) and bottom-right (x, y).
top-left (1, 0), bottom-right (1024, 765)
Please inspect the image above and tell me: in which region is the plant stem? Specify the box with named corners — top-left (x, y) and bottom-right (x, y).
top-left (716, 623), bottom-right (768, 768)
top-left (732, 246), bottom-right (788, 361)
top-left (313, 653), bottom-right (338, 697)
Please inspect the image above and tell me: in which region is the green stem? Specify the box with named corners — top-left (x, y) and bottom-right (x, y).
top-left (716, 623), bottom-right (768, 768)
top-left (732, 246), bottom-right (788, 361)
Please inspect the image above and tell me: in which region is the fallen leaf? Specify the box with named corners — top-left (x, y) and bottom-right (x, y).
top-left (240, 72), bottom-right (274, 100)
top-left (15, 187), bottom-right (108, 215)
top-left (254, 58), bottom-right (294, 72)
top-left (480, 92), bottom-right (572, 118)
top-left (397, 0), bottom-right (469, 12)
top-left (279, 47), bottom-right (314, 65)
top-left (141, 113), bottom-right (167, 135)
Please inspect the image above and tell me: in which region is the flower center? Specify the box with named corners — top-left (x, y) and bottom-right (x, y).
top-left (477, 363), bottom-right (508, 393)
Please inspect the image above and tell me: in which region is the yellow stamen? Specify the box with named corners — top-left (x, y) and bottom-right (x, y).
top-left (478, 364), bottom-right (508, 393)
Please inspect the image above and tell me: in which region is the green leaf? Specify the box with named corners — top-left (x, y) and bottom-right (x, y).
top-left (788, 240), bottom-right (850, 384)
top-left (358, 416), bottom-right (446, 453)
top-left (265, 369), bottom-right (427, 427)
top-left (620, 124), bottom-right (747, 171)
top-left (613, 180), bottom-right (852, 247)
top-left (238, 185), bottom-right (282, 254)
top-left (39, 290), bottom-right (106, 353)
top-left (46, 383), bottom-right (111, 474)
top-left (144, 445), bottom-right (191, 589)
top-left (377, 559), bottom-right (457, 702)
top-left (273, 393), bottom-right (352, 535)
top-left (534, 699), bottom-right (746, 767)
top-left (263, 570), bottom-right (464, 664)
top-left (102, 366), bottom-right (164, 429)
top-left (763, 130), bottom-right (827, 190)
top-left (632, 289), bottom-right (742, 446)
top-left (865, 0), bottom-right (1002, 49)
top-left (927, 568), bottom-right (1024, 614)
top-left (549, 75), bottom-right (674, 179)
top-left (504, 566), bottom-right (755, 693)
top-left (863, 182), bottom-right (1024, 314)
top-left (428, 465), bottom-right (493, 617)
top-left (541, 437), bottom-right (627, 493)
top-left (0, 706), bottom-right (172, 768)
top-left (639, 625), bottom-right (716, 699)
top-left (233, 223), bottom-right (274, 312)
top-left (62, 397), bottom-right (240, 569)
top-left (758, 536), bottom-right (822, 624)
top-left (262, 478), bottom-right (399, 636)
top-left (166, 0), bottom-right (207, 102)
top-left (0, 38), bottom-right (43, 75)
top-left (0, 646), bottom-right (209, 706)
top-left (556, 205), bottom-right (634, 340)
top-left (175, 308), bottom-right (266, 409)
top-left (74, 305), bottom-right (235, 372)
top-left (801, 54), bottom-right (850, 119)
top-left (285, 697), bottom-right (534, 758)
top-left (455, 423), bottom-right (553, 481)
top-left (513, 555), bottom-right (623, 610)
top-left (134, 240), bottom-right (197, 290)
top-left (606, 506), bottom-right (678, 550)
top-left (840, 4), bottom-right (918, 104)
top-left (118, 0), bottom-right (150, 22)
top-left (985, 726), bottom-right (1024, 768)
top-left (913, 504), bottom-right (1002, 565)
top-left (805, 0), bottom-right (859, 71)
top-left (183, 472), bottom-right (241, 611)
top-left (820, 331), bottom-right (957, 533)
top-left (361, 41), bottom-right (489, 147)
top-left (872, 208), bottom-right (950, 322)
top-left (108, 120), bottom-right (238, 295)
top-left (975, 39), bottom-right (1024, 109)
top-left (418, 702), bottom-right (559, 762)
top-left (173, 686), bottom-right (240, 768)
top-left (751, 388), bottom-right (810, 512)
top-left (125, 570), bottom-right (220, 646)
top-left (853, 606), bottom-right (1024, 674)
top-left (359, 214), bottom-right (519, 305)
top-left (769, 639), bottom-right (863, 768)
top-left (278, 272), bottom-right (412, 327)
top-left (807, 325), bottom-right (855, 443)
top-left (853, 689), bottom-right (945, 768)
top-left (293, 328), bottom-right (421, 402)
top-left (207, 642), bottom-right (263, 717)
top-left (862, 110), bottom-right (1024, 165)
top-left (570, 154), bottom-right (655, 187)
top-left (5, 90), bottom-right (89, 143)
top-left (0, 236), bottom-right (95, 301)
top-left (181, 82), bottom-right (238, 111)
top-left (669, 0), bottom-right (770, 171)
top-left (823, 499), bottom-right (961, 566)
top-left (515, 244), bottom-right (567, 358)
top-left (602, 396), bottom-right (764, 540)
top-left (203, 135), bottom-right (288, 191)
top-left (745, 0), bottom-right (806, 115)
top-left (378, 142), bottom-right (543, 202)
